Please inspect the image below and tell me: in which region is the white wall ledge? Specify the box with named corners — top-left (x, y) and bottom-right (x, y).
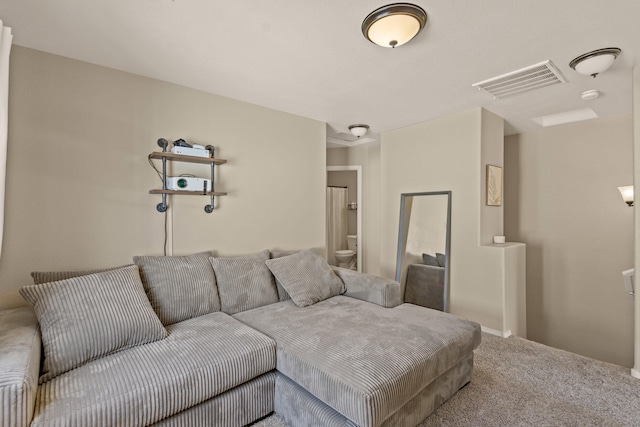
top-left (483, 242), bottom-right (525, 248)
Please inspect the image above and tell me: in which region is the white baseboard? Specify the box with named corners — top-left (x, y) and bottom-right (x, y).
top-left (631, 368), bottom-right (640, 379)
top-left (481, 326), bottom-right (512, 338)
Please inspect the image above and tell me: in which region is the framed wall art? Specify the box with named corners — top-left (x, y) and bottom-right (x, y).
top-left (486, 165), bottom-right (502, 206)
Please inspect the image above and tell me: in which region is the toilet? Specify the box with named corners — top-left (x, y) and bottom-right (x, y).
top-left (334, 235), bottom-right (357, 270)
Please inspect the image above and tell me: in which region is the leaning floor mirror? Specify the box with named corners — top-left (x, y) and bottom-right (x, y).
top-left (395, 191), bottom-right (452, 312)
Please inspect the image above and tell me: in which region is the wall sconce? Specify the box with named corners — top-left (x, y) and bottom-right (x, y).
top-left (618, 186), bottom-right (634, 207)
top-left (361, 3), bottom-right (428, 48)
top-left (569, 47), bottom-right (621, 78)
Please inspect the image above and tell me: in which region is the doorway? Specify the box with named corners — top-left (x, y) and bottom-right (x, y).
top-left (327, 166), bottom-right (362, 272)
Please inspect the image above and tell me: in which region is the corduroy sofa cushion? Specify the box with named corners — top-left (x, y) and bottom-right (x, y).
top-left (0, 308), bottom-right (41, 427)
top-left (209, 249), bottom-right (279, 315)
top-left (422, 253), bottom-right (440, 266)
top-left (265, 248), bottom-right (344, 307)
top-left (269, 250), bottom-right (299, 302)
top-left (134, 252), bottom-right (220, 325)
top-left (151, 372), bottom-right (277, 427)
top-left (30, 265), bottom-right (132, 285)
top-left (20, 265), bottom-right (167, 382)
top-left (234, 296), bottom-right (481, 427)
top-left (30, 312), bottom-right (276, 427)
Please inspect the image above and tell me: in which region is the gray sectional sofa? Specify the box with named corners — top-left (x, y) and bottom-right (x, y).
top-left (0, 248), bottom-right (481, 426)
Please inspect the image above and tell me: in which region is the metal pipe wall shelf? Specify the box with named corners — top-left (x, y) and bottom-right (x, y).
top-left (149, 139), bottom-right (227, 213)
top-left (149, 190), bottom-right (228, 196)
top-left (149, 151), bottom-right (227, 165)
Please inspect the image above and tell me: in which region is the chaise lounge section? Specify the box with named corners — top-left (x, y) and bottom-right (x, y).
top-left (235, 296), bottom-right (480, 426)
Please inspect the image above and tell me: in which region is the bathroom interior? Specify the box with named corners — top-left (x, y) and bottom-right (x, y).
top-left (325, 169), bottom-right (451, 311)
top-left (326, 170), bottom-right (358, 271)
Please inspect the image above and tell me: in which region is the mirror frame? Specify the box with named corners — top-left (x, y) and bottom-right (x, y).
top-left (395, 191), bottom-right (452, 312)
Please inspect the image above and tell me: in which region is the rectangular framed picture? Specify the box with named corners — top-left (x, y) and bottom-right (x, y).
top-left (486, 165), bottom-right (502, 206)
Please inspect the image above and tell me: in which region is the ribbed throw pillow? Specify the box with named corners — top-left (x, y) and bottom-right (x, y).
top-left (209, 249), bottom-right (279, 314)
top-left (20, 265), bottom-right (167, 381)
top-left (422, 253), bottom-right (440, 266)
top-left (265, 248), bottom-right (345, 307)
top-left (269, 250), bottom-right (300, 302)
top-left (134, 252), bottom-right (220, 325)
top-left (31, 265), bottom-right (132, 285)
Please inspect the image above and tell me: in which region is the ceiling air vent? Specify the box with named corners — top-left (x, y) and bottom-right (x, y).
top-left (472, 60), bottom-right (567, 100)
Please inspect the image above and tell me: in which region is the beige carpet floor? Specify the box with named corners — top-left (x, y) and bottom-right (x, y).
top-left (254, 332), bottom-right (640, 426)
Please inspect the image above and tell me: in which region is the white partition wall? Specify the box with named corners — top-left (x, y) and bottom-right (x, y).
top-left (380, 108), bottom-right (526, 336)
top-left (633, 66), bottom-right (640, 379)
top-left (0, 22), bottom-right (12, 259)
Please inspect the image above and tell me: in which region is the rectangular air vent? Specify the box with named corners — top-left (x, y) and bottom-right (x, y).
top-left (472, 60), bottom-right (567, 100)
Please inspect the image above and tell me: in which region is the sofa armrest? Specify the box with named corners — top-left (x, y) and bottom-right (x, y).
top-left (332, 267), bottom-right (402, 308)
top-left (0, 307), bottom-right (41, 427)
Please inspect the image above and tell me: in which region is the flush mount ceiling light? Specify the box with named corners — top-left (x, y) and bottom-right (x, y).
top-left (362, 3), bottom-right (427, 48)
top-left (569, 47), bottom-right (621, 78)
top-left (349, 124), bottom-right (370, 138)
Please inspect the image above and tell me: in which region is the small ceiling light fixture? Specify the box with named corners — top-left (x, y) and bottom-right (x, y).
top-left (618, 186), bottom-right (634, 207)
top-left (362, 3), bottom-right (427, 48)
top-left (349, 124), bottom-right (370, 138)
top-left (569, 47), bottom-right (621, 78)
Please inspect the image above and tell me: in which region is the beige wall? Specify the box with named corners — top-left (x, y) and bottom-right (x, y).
top-left (480, 110), bottom-right (505, 245)
top-left (0, 46), bottom-right (326, 308)
top-left (505, 115), bottom-right (634, 367)
top-left (380, 108), bottom-right (510, 330)
top-left (326, 147), bottom-right (348, 166)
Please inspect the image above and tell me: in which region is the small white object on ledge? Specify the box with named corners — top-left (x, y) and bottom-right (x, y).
top-left (493, 236), bottom-right (506, 244)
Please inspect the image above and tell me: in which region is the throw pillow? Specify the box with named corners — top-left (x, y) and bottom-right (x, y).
top-left (31, 265), bottom-right (131, 285)
top-left (270, 250), bottom-right (300, 302)
top-left (209, 249), bottom-right (279, 315)
top-left (436, 252), bottom-right (446, 267)
top-left (20, 265), bottom-right (167, 381)
top-left (134, 252), bottom-right (220, 325)
top-left (265, 248), bottom-right (345, 307)
top-left (422, 253), bottom-right (439, 266)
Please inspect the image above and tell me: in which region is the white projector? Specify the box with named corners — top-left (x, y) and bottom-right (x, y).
top-left (167, 177), bottom-right (212, 192)
top-left (171, 146), bottom-right (210, 158)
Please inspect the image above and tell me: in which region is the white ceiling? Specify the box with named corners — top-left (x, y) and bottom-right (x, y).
top-left (1, 1), bottom-right (639, 143)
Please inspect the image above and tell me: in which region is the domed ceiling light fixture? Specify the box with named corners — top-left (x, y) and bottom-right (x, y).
top-left (349, 124), bottom-right (370, 138)
top-left (569, 47), bottom-right (621, 78)
top-left (362, 3), bottom-right (427, 48)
